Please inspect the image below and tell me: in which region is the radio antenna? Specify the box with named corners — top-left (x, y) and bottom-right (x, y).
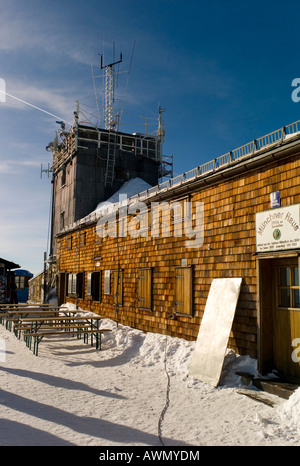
top-left (100, 44), bottom-right (123, 131)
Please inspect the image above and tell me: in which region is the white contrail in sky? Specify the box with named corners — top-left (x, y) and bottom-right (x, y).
top-left (0, 89), bottom-right (72, 124)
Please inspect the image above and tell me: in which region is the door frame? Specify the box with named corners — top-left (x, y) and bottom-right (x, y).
top-left (257, 251), bottom-right (300, 377)
top-left (58, 272), bottom-right (67, 306)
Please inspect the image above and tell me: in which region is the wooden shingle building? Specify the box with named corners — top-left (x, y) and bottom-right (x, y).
top-left (56, 119), bottom-right (300, 382)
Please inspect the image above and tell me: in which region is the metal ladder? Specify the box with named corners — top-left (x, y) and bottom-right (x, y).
top-left (105, 131), bottom-right (116, 187)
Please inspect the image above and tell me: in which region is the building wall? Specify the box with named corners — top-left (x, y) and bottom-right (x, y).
top-left (51, 143), bottom-right (160, 257)
top-left (28, 272), bottom-right (44, 303)
top-left (57, 149), bottom-right (300, 359)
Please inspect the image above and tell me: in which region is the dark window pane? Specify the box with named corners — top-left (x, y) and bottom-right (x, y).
top-left (279, 267), bottom-right (290, 286)
top-left (293, 289), bottom-right (300, 308)
top-left (279, 288), bottom-right (290, 308)
top-left (293, 267), bottom-right (299, 286)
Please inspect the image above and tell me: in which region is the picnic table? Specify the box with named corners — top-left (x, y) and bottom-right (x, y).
top-left (6, 312), bottom-right (110, 356)
top-left (0, 306), bottom-right (71, 330)
top-left (0, 304), bottom-right (111, 356)
top-left (0, 303), bottom-right (57, 311)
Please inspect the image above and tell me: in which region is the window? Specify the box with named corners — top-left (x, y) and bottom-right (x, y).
top-left (113, 269), bottom-right (123, 306)
top-left (14, 276), bottom-right (21, 289)
top-left (61, 167), bottom-right (66, 187)
top-left (115, 168), bottom-right (125, 180)
top-left (76, 272), bottom-right (84, 299)
top-left (175, 266), bottom-right (193, 315)
top-left (171, 197), bottom-right (193, 238)
top-left (79, 232), bottom-right (86, 247)
top-left (66, 236), bottom-right (72, 250)
top-left (87, 271), bottom-right (101, 302)
top-left (278, 266), bottom-right (300, 309)
top-left (95, 225), bottom-right (102, 244)
top-left (92, 272), bottom-right (101, 302)
top-left (60, 211), bottom-right (65, 230)
top-left (67, 273), bottom-right (77, 296)
top-left (138, 268), bottom-right (152, 310)
top-left (66, 273), bottom-right (84, 298)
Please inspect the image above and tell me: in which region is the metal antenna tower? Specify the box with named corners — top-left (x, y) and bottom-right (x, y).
top-left (100, 48), bottom-right (122, 131)
top-left (99, 46), bottom-right (122, 186)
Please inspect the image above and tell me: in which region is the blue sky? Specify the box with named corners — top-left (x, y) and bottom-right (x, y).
top-left (1, 0), bottom-right (300, 275)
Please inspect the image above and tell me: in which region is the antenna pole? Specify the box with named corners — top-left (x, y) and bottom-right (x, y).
top-left (100, 49), bottom-right (123, 131)
top-left (158, 105), bottom-right (165, 142)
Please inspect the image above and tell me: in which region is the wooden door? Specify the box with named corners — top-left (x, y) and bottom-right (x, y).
top-left (273, 258), bottom-right (300, 379)
top-left (58, 272), bottom-right (67, 306)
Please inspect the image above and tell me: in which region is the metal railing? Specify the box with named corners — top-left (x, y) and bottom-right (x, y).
top-left (62, 118), bottom-right (300, 231)
top-left (130, 119), bottom-right (300, 204)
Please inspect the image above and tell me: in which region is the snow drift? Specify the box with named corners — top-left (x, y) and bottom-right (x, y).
top-left (0, 305), bottom-right (300, 446)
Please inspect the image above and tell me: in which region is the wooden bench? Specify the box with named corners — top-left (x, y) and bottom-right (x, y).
top-left (0, 307), bottom-right (70, 319)
top-left (5, 313), bottom-right (100, 333)
top-left (3, 313), bottom-right (61, 332)
top-left (17, 316), bottom-right (103, 332)
top-left (23, 328), bottom-right (112, 355)
top-left (1, 310), bottom-right (108, 355)
top-left (0, 306), bottom-right (70, 328)
top-left (0, 305), bottom-right (68, 313)
top-left (19, 315), bottom-right (103, 322)
top-left (13, 322), bottom-right (92, 339)
top-left (0, 304), bottom-right (55, 311)
top-left (14, 323), bottom-right (92, 331)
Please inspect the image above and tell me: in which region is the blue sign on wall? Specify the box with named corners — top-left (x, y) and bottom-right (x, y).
top-left (270, 191), bottom-right (280, 208)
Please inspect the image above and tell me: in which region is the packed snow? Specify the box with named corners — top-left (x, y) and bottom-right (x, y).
top-left (70, 177), bottom-right (152, 228)
top-left (95, 177), bottom-right (152, 212)
top-left (1, 304), bottom-right (300, 446)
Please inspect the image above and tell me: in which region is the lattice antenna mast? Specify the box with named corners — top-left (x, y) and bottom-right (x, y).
top-left (100, 51), bottom-right (122, 131)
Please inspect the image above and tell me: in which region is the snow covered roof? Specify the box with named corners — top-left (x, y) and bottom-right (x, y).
top-left (95, 177), bottom-right (152, 213)
top-left (58, 123), bottom-right (300, 237)
top-left (60, 177), bottom-right (152, 234)
top-left (0, 257), bottom-right (21, 270)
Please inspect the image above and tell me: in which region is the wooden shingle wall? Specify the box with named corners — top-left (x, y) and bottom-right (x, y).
top-left (58, 152), bottom-right (300, 358)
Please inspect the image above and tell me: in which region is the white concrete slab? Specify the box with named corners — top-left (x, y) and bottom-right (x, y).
top-left (189, 277), bottom-right (242, 387)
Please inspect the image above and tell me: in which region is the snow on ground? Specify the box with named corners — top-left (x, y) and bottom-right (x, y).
top-left (0, 306), bottom-right (300, 446)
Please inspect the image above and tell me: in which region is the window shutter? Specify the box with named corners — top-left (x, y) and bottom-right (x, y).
top-left (67, 274), bottom-right (73, 295)
top-left (71, 273), bottom-right (77, 295)
top-left (87, 272), bottom-right (92, 296)
top-left (175, 267), bottom-right (192, 315)
top-left (138, 268), bottom-right (152, 310)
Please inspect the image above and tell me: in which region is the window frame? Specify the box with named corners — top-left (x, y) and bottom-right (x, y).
top-left (76, 272), bottom-right (84, 299)
top-left (79, 231), bottom-right (86, 247)
top-left (87, 271), bottom-right (102, 302)
top-left (60, 211), bottom-right (65, 230)
top-left (277, 265), bottom-right (300, 310)
top-left (67, 273), bottom-right (77, 297)
top-left (66, 236), bottom-right (72, 250)
top-left (61, 167), bottom-right (66, 187)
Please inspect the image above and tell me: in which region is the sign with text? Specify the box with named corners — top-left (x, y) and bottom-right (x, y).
top-left (270, 191), bottom-right (280, 208)
top-left (256, 204), bottom-right (300, 252)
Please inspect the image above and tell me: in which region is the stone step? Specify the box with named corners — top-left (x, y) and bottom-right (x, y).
top-left (236, 371), bottom-right (299, 400)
